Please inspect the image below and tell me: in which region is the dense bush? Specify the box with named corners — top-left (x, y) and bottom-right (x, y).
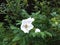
top-left (0, 0), bottom-right (60, 45)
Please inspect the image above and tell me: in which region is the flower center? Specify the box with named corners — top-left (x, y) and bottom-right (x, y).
top-left (25, 24), bottom-right (28, 28)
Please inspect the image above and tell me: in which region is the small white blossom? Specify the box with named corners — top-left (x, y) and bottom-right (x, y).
top-left (35, 28), bottom-right (41, 33)
top-left (21, 17), bottom-right (34, 33)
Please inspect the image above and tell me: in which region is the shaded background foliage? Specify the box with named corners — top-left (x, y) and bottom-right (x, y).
top-left (0, 0), bottom-right (60, 45)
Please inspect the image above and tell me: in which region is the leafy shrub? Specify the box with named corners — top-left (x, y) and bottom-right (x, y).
top-left (0, 0), bottom-right (60, 45)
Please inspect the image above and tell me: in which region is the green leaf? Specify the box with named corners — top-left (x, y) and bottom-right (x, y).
top-left (40, 32), bottom-right (46, 39)
top-left (44, 31), bottom-right (52, 37)
top-left (12, 34), bottom-right (20, 42)
top-left (10, 25), bottom-right (18, 30)
top-left (0, 22), bottom-right (3, 28)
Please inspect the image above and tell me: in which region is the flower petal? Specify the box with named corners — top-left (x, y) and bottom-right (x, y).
top-left (22, 17), bottom-right (34, 24)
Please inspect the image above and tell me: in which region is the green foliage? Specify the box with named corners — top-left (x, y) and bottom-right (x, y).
top-left (0, 0), bottom-right (60, 45)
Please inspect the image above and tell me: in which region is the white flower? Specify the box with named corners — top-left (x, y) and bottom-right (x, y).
top-left (21, 17), bottom-right (34, 33)
top-left (35, 28), bottom-right (41, 33)
top-left (21, 23), bottom-right (34, 33)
